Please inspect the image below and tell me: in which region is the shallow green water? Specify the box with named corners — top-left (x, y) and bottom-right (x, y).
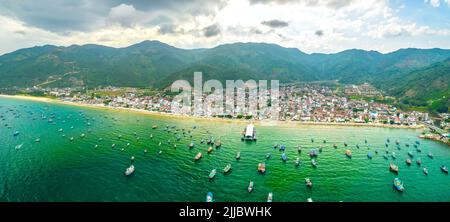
top-left (0, 97), bottom-right (449, 202)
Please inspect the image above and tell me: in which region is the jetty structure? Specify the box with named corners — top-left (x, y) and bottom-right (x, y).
top-left (241, 124), bottom-right (257, 141)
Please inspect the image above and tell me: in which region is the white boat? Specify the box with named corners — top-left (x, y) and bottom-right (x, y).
top-left (125, 165), bottom-right (135, 176)
top-left (248, 181), bottom-right (254, 192)
top-left (15, 143), bottom-right (23, 150)
top-left (267, 192), bottom-right (273, 202)
top-left (241, 124), bottom-right (257, 141)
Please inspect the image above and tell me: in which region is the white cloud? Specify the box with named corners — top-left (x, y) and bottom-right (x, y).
top-left (425, 0), bottom-right (450, 7)
top-left (106, 4), bottom-right (139, 27)
top-left (0, 0), bottom-right (450, 55)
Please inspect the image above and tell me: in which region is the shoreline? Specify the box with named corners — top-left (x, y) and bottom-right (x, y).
top-left (0, 94), bottom-right (425, 129)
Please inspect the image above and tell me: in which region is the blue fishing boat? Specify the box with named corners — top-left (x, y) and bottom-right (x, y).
top-left (206, 192), bottom-right (213, 202)
top-left (367, 152), bottom-right (373, 159)
top-left (407, 151), bottom-right (413, 157)
top-left (393, 178), bottom-right (404, 192)
top-left (279, 145), bottom-right (286, 151)
top-left (309, 149), bottom-right (318, 158)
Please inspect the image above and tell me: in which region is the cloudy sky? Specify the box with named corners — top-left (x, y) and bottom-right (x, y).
top-left (1, 0), bottom-right (450, 55)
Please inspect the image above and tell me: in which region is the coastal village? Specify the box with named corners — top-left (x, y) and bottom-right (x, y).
top-left (3, 83), bottom-right (442, 128)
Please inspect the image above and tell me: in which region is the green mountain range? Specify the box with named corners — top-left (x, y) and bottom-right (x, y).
top-left (0, 40), bottom-right (449, 112)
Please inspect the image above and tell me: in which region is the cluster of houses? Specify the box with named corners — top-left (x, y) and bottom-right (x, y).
top-left (39, 84), bottom-right (433, 126)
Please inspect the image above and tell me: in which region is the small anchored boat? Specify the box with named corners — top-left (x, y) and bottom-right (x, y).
top-left (279, 145), bottom-right (286, 152)
top-left (295, 157), bottom-right (301, 166)
top-left (267, 192), bottom-right (273, 202)
top-left (258, 163), bottom-right (266, 173)
top-left (266, 153), bottom-right (271, 160)
top-left (441, 165), bottom-right (448, 174)
top-left (207, 147), bottom-right (213, 153)
top-left (390, 163), bottom-right (399, 173)
top-left (236, 152), bottom-right (241, 160)
top-left (345, 150), bottom-right (352, 158)
top-left (406, 158), bottom-right (412, 165)
top-left (428, 152), bottom-right (434, 159)
top-left (15, 143), bottom-right (23, 150)
top-left (189, 142), bottom-right (195, 149)
top-left (416, 158), bottom-right (422, 166)
top-left (125, 165), bottom-right (135, 176)
top-left (214, 140), bottom-right (222, 148)
top-left (209, 169), bottom-right (217, 179)
top-left (407, 151), bottom-right (413, 157)
top-left (206, 192), bottom-right (213, 202)
top-left (367, 152), bottom-right (373, 159)
top-left (281, 153), bottom-right (287, 162)
top-left (305, 178), bottom-right (312, 187)
top-left (309, 149), bottom-right (318, 158)
top-left (248, 181), bottom-right (254, 192)
top-left (223, 164), bottom-right (231, 173)
top-left (393, 178), bottom-right (404, 192)
top-left (423, 167), bottom-right (428, 175)
top-left (194, 152), bottom-right (202, 161)
top-left (311, 159), bottom-right (317, 168)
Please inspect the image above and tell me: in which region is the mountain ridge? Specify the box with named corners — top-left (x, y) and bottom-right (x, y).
top-left (0, 40), bottom-right (449, 112)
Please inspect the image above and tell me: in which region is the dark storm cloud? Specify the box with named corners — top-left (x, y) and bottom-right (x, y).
top-left (249, 0), bottom-right (356, 9)
top-left (261, 19), bottom-right (289, 28)
top-left (203, 24), bottom-right (221, 37)
top-left (0, 0), bottom-right (227, 33)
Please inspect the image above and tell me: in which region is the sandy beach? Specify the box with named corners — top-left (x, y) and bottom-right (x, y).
top-left (0, 94), bottom-right (426, 129)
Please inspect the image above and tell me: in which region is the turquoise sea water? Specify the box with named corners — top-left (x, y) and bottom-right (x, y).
top-left (0, 97), bottom-right (449, 202)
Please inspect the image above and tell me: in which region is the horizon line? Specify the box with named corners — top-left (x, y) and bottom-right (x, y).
top-left (2, 39), bottom-right (450, 57)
